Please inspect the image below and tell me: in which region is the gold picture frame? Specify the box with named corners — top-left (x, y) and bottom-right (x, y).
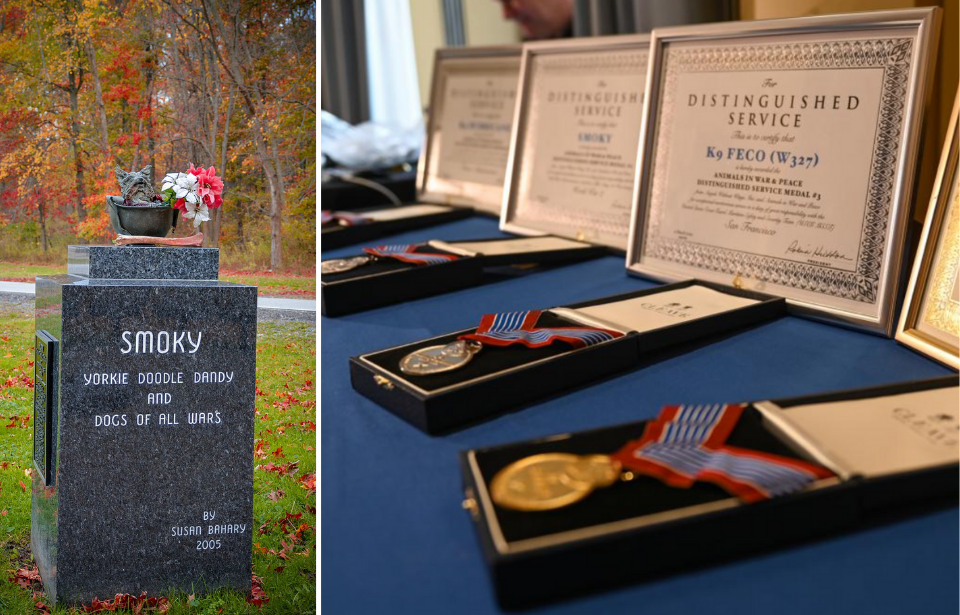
top-left (896, 91), bottom-right (959, 369)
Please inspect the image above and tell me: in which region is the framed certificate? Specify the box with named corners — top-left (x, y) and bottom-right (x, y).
top-left (627, 9), bottom-right (941, 335)
top-left (896, 92), bottom-right (959, 369)
top-left (419, 46), bottom-right (521, 217)
top-left (501, 35), bottom-right (650, 251)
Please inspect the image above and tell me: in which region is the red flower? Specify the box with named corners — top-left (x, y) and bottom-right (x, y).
top-left (187, 163), bottom-right (224, 209)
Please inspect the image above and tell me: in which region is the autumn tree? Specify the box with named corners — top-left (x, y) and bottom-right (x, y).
top-left (165, 0), bottom-right (315, 266)
top-left (0, 0), bottom-right (315, 267)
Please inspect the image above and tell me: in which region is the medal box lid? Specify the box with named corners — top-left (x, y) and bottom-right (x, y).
top-left (321, 236), bottom-right (607, 317)
top-left (459, 376), bottom-right (958, 608)
top-left (321, 204), bottom-right (473, 252)
top-left (349, 280), bottom-right (785, 434)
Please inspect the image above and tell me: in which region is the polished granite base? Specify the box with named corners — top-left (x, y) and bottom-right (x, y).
top-left (67, 245), bottom-right (219, 280)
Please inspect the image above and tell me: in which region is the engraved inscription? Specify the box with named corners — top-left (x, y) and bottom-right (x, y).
top-left (171, 510), bottom-right (247, 551)
top-left (72, 326), bottom-right (249, 559)
top-left (79, 329), bottom-right (232, 431)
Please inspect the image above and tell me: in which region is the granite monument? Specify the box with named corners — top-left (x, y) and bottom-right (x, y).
top-left (31, 245), bottom-right (257, 606)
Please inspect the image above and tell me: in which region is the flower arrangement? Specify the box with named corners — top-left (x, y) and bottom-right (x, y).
top-left (160, 164), bottom-right (225, 230)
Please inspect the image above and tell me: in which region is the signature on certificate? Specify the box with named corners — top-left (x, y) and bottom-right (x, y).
top-left (785, 239), bottom-right (853, 261)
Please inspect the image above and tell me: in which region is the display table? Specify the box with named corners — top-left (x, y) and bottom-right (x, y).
top-left (321, 216), bottom-right (957, 614)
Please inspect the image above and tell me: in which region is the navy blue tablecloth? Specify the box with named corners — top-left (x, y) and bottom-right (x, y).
top-left (321, 217), bottom-right (958, 615)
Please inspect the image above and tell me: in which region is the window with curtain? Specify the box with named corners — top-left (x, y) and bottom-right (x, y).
top-left (364, 0), bottom-right (422, 129)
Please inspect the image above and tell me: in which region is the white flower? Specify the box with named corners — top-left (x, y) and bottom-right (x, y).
top-left (161, 172), bottom-right (183, 193)
top-left (183, 201), bottom-right (210, 228)
top-left (161, 172), bottom-right (200, 203)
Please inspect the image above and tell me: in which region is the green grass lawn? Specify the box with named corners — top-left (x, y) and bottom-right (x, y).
top-left (0, 263), bottom-right (61, 282)
top-left (0, 309), bottom-right (316, 614)
top-left (0, 262), bottom-right (316, 299)
top-left (219, 271), bottom-right (316, 298)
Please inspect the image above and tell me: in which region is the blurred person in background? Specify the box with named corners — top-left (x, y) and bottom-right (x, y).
top-left (497, 0), bottom-right (574, 40)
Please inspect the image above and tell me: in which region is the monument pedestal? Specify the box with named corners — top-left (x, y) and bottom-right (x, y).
top-left (32, 246), bottom-right (257, 606)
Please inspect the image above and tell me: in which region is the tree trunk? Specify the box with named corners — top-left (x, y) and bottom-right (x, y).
top-left (132, 38), bottom-right (156, 170)
top-left (267, 167), bottom-right (282, 269)
top-left (209, 85), bottom-right (235, 249)
top-left (32, 6), bottom-right (51, 82)
top-left (199, 36), bottom-right (217, 247)
top-left (68, 69), bottom-right (86, 222)
top-left (145, 36), bottom-right (156, 174)
top-left (37, 187), bottom-right (48, 252)
top-left (84, 39), bottom-right (109, 153)
top-left (236, 206), bottom-right (244, 247)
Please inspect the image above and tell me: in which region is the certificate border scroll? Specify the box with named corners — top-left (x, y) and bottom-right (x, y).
top-left (627, 9), bottom-right (942, 335)
top-left (896, 91), bottom-right (960, 370)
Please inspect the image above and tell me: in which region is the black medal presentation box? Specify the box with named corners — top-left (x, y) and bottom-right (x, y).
top-left (321, 168), bottom-right (418, 211)
top-left (459, 377), bottom-right (959, 609)
top-left (322, 236), bottom-right (606, 316)
top-left (350, 280), bottom-right (784, 434)
top-left (322, 204), bottom-right (473, 252)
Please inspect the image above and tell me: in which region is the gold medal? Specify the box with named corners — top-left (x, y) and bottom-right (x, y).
top-left (487, 403), bottom-right (835, 513)
top-left (489, 453), bottom-right (623, 511)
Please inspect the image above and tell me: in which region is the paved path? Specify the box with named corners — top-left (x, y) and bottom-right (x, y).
top-left (0, 280), bottom-right (316, 321)
top-left (258, 297), bottom-right (317, 311)
top-left (0, 281), bottom-right (35, 294)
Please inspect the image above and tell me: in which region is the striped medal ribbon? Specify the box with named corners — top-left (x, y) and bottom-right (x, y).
top-left (400, 308), bottom-right (620, 377)
top-left (611, 403), bottom-right (833, 503)
top-left (362, 244), bottom-right (459, 266)
top-left (321, 210), bottom-right (372, 226)
top-left (459, 310), bottom-right (623, 349)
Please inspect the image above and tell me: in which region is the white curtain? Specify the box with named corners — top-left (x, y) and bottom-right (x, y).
top-left (364, 0), bottom-right (422, 129)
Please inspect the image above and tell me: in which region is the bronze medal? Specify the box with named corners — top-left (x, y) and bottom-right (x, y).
top-left (399, 340), bottom-right (482, 376)
top-left (321, 255), bottom-right (373, 275)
